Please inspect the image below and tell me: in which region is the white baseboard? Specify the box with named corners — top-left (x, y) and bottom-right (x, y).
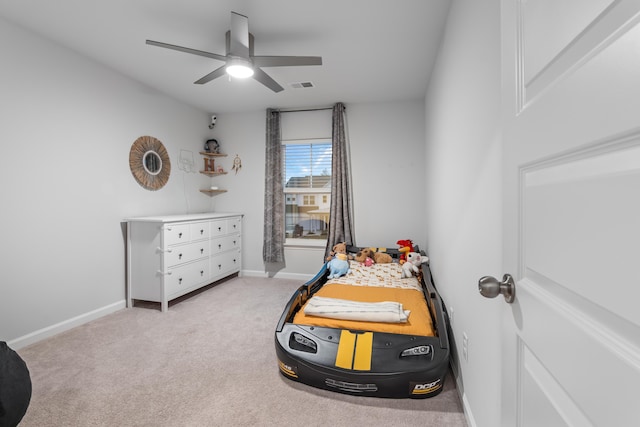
top-left (453, 366), bottom-right (477, 427)
top-left (461, 390), bottom-right (477, 427)
top-left (241, 269), bottom-right (314, 281)
top-left (8, 300), bottom-right (126, 350)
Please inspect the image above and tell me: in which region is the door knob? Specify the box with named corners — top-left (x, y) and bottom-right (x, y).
top-left (478, 274), bottom-right (516, 303)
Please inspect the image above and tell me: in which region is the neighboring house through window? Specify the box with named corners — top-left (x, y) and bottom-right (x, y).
top-left (283, 139), bottom-right (332, 241)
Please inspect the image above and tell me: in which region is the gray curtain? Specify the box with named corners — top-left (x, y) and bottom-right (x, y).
top-left (325, 102), bottom-right (355, 259)
top-left (263, 109), bottom-right (285, 263)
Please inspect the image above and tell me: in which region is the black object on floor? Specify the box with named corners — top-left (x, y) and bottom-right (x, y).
top-left (0, 341), bottom-right (32, 427)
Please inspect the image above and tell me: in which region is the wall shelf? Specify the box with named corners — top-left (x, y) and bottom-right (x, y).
top-left (199, 171), bottom-right (228, 177)
top-left (199, 189), bottom-right (228, 195)
top-left (200, 151), bottom-right (228, 195)
top-left (200, 151), bottom-right (227, 157)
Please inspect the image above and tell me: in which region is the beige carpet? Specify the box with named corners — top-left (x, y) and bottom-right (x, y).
top-left (17, 276), bottom-right (467, 427)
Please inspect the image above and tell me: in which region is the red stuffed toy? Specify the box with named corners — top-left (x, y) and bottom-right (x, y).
top-left (396, 239), bottom-right (414, 264)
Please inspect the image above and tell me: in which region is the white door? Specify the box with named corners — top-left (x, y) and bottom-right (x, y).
top-left (496, 1), bottom-right (640, 426)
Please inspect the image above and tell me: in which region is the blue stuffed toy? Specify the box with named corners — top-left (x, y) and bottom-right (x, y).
top-left (327, 253), bottom-right (350, 279)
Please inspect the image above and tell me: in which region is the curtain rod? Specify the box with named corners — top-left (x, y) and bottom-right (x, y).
top-left (277, 105), bottom-right (345, 113)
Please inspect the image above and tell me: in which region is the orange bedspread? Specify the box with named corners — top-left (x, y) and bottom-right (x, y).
top-left (293, 283), bottom-right (435, 336)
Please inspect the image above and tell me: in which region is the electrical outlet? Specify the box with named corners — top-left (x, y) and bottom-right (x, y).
top-left (462, 332), bottom-right (469, 362)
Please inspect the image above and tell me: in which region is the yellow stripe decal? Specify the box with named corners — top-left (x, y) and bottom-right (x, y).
top-left (335, 330), bottom-right (357, 369)
top-left (353, 332), bottom-right (373, 371)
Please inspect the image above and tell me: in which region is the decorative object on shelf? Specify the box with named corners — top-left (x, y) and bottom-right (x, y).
top-left (232, 154), bottom-right (242, 174)
top-left (204, 138), bottom-right (220, 153)
top-left (203, 156), bottom-right (216, 172)
top-left (199, 152), bottom-right (228, 176)
top-left (208, 114), bottom-right (217, 130)
top-left (129, 136), bottom-right (171, 191)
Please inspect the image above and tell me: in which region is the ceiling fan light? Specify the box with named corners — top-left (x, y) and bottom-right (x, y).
top-left (226, 58), bottom-right (254, 78)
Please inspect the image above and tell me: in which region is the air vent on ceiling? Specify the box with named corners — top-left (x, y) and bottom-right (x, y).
top-left (289, 81), bottom-right (315, 89)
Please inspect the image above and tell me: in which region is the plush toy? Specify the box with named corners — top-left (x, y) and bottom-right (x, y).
top-left (401, 252), bottom-right (429, 278)
top-left (326, 242), bottom-right (351, 262)
top-left (327, 253), bottom-right (351, 279)
top-left (361, 257), bottom-right (374, 267)
top-left (354, 247), bottom-right (393, 264)
top-left (397, 239), bottom-right (414, 264)
top-left (372, 249), bottom-right (393, 264)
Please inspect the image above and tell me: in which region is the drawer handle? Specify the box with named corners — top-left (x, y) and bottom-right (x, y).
top-left (233, 240), bottom-right (236, 245)
top-left (200, 270), bottom-right (204, 276)
top-left (200, 248), bottom-right (204, 254)
top-left (218, 227), bottom-right (222, 231)
top-left (233, 258), bottom-right (237, 264)
top-left (178, 232), bottom-right (183, 238)
top-left (200, 229), bottom-right (204, 235)
top-left (178, 277), bottom-right (183, 284)
top-left (218, 244), bottom-right (222, 249)
top-left (178, 253), bottom-right (183, 259)
top-left (217, 264), bottom-right (222, 270)
top-left (157, 247), bottom-right (173, 253)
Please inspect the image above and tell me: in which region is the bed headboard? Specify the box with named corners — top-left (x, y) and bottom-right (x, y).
top-left (345, 245), bottom-right (421, 260)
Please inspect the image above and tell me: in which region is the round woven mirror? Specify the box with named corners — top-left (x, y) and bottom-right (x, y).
top-left (129, 136), bottom-right (171, 190)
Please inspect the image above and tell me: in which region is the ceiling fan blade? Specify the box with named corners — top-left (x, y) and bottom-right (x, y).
top-left (252, 56), bottom-right (323, 68)
top-left (228, 12), bottom-right (250, 58)
top-left (194, 65), bottom-right (227, 85)
top-left (146, 40), bottom-right (227, 62)
top-left (252, 67), bottom-right (284, 93)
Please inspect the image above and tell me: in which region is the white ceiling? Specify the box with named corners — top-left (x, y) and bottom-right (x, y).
top-left (0, 0), bottom-right (451, 114)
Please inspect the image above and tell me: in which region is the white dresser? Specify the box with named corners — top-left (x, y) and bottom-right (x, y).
top-left (125, 212), bottom-right (243, 311)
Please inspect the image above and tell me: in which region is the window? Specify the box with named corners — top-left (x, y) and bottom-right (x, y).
top-left (283, 139), bottom-right (332, 240)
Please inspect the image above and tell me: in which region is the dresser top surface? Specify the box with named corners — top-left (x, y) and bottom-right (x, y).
top-left (125, 212), bottom-right (243, 223)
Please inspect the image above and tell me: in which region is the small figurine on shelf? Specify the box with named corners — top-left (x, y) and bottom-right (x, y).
top-left (204, 139), bottom-right (220, 153)
top-left (217, 165), bottom-right (224, 174)
top-left (204, 157), bottom-right (215, 172)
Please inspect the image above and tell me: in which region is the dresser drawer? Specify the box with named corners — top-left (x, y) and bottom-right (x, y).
top-left (210, 219), bottom-right (227, 237)
top-left (227, 216), bottom-right (242, 234)
top-left (165, 259), bottom-right (210, 297)
top-left (164, 224), bottom-right (190, 246)
top-left (211, 234), bottom-right (241, 254)
top-left (164, 241), bottom-right (209, 267)
top-left (211, 250), bottom-right (241, 277)
top-left (190, 221), bottom-right (210, 241)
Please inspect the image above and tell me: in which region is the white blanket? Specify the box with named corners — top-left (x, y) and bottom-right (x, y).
top-left (303, 296), bottom-right (410, 323)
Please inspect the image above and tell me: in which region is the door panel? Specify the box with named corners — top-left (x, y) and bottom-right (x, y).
top-left (517, 0), bottom-right (640, 111)
top-left (501, 1), bottom-right (640, 426)
top-left (517, 274), bottom-right (639, 426)
top-left (522, 0), bottom-right (612, 89)
top-left (522, 138), bottom-right (640, 326)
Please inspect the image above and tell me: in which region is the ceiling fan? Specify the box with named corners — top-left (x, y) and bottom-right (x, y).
top-left (146, 11), bottom-right (322, 93)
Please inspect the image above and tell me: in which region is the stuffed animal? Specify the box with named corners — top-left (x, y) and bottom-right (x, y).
top-left (327, 253), bottom-right (351, 279)
top-left (361, 257), bottom-right (374, 267)
top-left (402, 252), bottom-right (429, 278)
top-left (397, 239), bottom-right (414, 264)
top-left (354, 247), bottom-right (393, 264)
top-left (372, 249), bottom-right (393, 264)
top-left (326, 242), bottom-right (351, 262)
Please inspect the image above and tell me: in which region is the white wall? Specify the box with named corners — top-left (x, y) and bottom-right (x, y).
top-left (424, 0), bottom-right (502, 426)
top-left (210, 100), bottom-right (426, 277)
top-left (0, 18), bottom-right (214, 346)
